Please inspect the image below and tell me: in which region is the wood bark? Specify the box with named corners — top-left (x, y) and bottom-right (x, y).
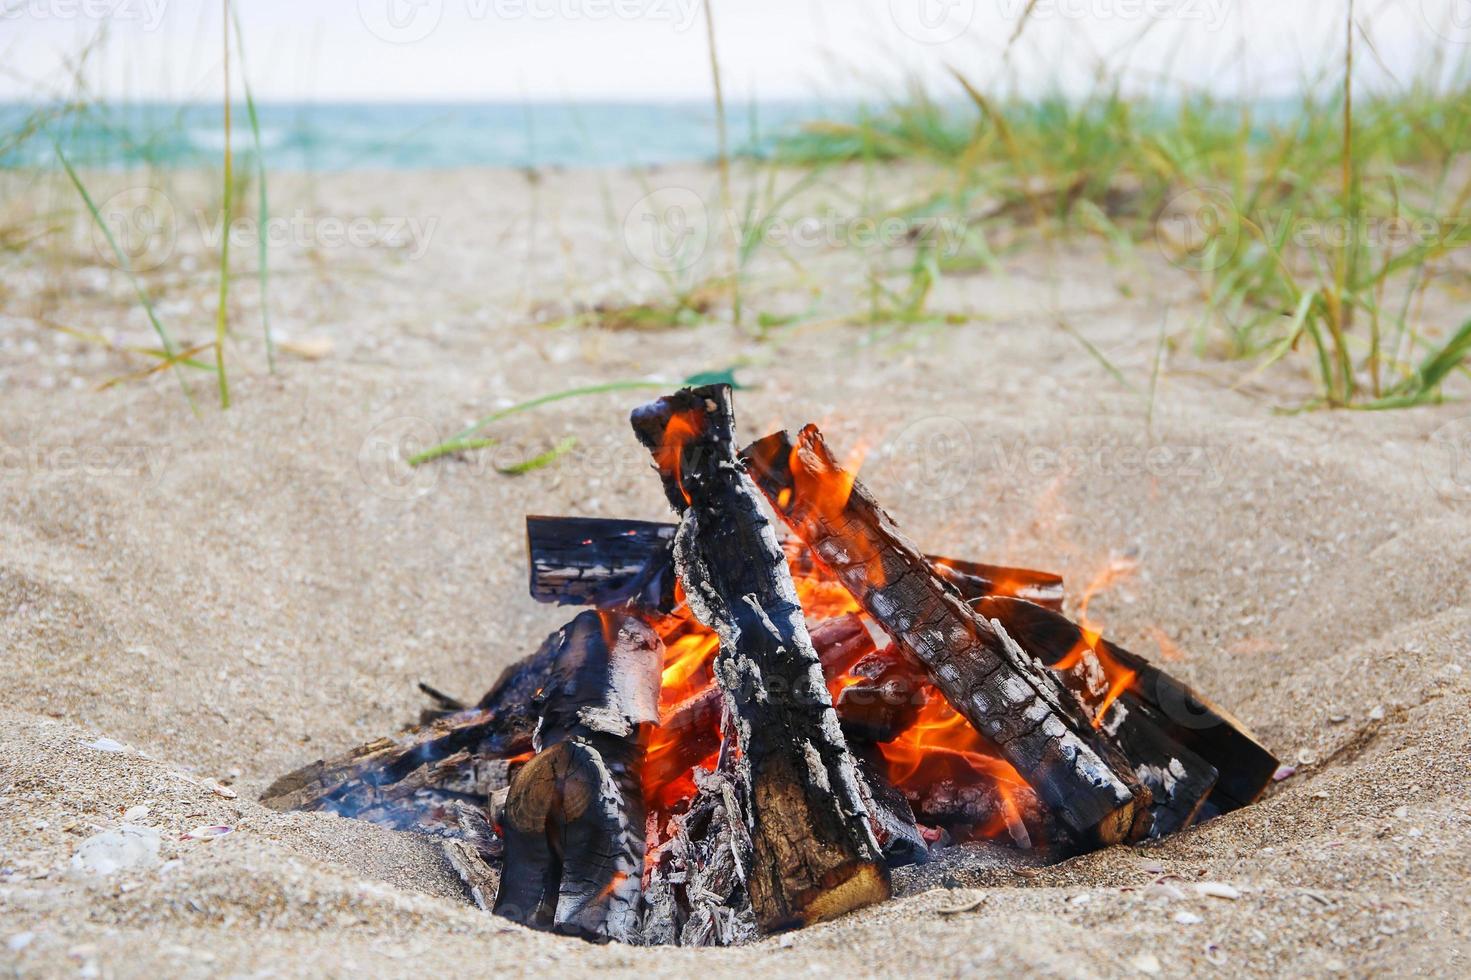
top-left (631, 385), bottom-right (890, 932)
top-left (493, 610), bottom-right (662, 943)
top-left (742, 426), bottom-right (1147, 847)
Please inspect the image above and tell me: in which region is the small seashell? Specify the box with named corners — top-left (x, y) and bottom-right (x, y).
top-left (122, 805), bottom-right (150, 822)
top-left (1273, 765), bottom-right (1297, 782)
top-left (1368, 705), bottom-right (1384, 721)
top-left (183, 825), bottom-right (233, 841)
top-left (1174, 911), bottom-right (1203, 924)
top-left (1195, 882), bottom-right (1241, 900)
top-left (206, 781), bottom-right (238, 800)
top-left (1205, 942), bottom-right (1228, 965)
top-left (86, 738), bottom-right (126, 754)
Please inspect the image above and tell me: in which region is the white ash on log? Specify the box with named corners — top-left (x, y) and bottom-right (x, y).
top-left (630, 385), bottom-right (891, 932)
top-left (492, 610), bottom-right (662, 943)
top-left (742, 426), bottom-right (1150, 847)
top-left (970, 596), bottom-right (1277, 817)
top-left (640, 764), bottom-right (758, 946)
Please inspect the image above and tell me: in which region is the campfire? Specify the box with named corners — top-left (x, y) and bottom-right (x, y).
top-left (262, 384), bottom-right (1279, 946)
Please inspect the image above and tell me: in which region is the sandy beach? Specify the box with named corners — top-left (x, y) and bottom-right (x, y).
top-left (2, 163), bottom-right (1470, 978)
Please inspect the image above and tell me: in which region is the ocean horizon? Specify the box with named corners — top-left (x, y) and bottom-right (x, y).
top-left (0, 99), bottom-right (836, 172)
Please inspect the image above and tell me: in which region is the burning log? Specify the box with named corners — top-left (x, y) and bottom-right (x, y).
top-left (834, 647), bottom-right (926, 743)
top-left (743, 426), bottom-right (1149, 847)
top-left (851, 746), bottom-right (930, 867)
top-left (930, 556), bottom-right (1065, 612)
top-left (526, 514), bottom-right (1064, 614)
top-left (493, 610), bottom-right (662, 943)
top-left (971, 596), bottom-right (1277, 816)
top-left (630, 385), bottom-right (891, 932)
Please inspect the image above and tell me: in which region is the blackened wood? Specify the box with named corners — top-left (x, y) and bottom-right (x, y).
top-left (835, 647), bottom-right (926, 743)
top-left (640, 766), bottom-right (757, 947)
top-left (526, 513), bottom-right (1064, 614)
top-left (631, 385), bottom-right (890, 932)
top-left (493, 610), bottom-right (662, 943)
top-left (971, 596), bottom-right (1277, 814)
top-left (973, 596), bottom-right (1216, 836)
top-left (908, 777), bottom-right (1053, 850)
top-left (526, 515), bottom-right (678, 610)
top-left (852, 746), bottom-right (929, 867)
top-left (743, 427), bottom-right (1146, 847)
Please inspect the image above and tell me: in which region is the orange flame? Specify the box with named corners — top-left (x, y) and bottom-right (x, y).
top-left (653, 411), bottom-right (703, 505)
top-left (876, 694), bottom-right (1032, 842)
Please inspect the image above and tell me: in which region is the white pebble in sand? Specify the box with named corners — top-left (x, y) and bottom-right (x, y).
top-left (70, 826), bottom-right (161, 876)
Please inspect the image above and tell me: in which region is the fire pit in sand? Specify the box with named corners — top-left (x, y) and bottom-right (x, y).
top-left (261, 384), bottom-right (1278, 946)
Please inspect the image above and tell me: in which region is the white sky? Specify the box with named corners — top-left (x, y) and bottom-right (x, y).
top-left (0, 0), bottom-right (1462, 103)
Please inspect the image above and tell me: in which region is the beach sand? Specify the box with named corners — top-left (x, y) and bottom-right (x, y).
top-left (2, 165), bottom-right (1469, 977)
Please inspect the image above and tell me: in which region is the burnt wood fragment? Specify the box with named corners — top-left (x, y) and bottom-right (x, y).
top-left (526, 515), bottom-right (677, 610)
top-left (493, 610), bottom-right (662, 943)
top-left (631, 385), bottom-right (890, 932)
top-left (835, 647), bottom-right (926, 743)
top-left (742, 426), bottom-right (1148, 847)
top-left (852, 746), bottom-right (930, 867)
top-left (971, 596), bottom-right (1276, 815)
top-left (640, 765), bottom-right (757, 946)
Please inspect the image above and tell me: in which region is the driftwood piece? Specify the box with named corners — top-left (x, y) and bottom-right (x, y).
top-left (493, 610), bottom-right (662, 943)
top-left (631, 385), bottom-right (890, 932)
top-left (743, 426), bottom-right (1147, 847)
top-left (526, 514), bottom-right (1064, 614)
top-left (971, 596), bottom-right (1276, 815)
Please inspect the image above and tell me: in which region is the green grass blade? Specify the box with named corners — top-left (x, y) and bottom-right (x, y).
top-left (496, 437), bottom-right (578, 476)
top-left (231, 2), bottom-right (273, 372)
top-left (53, 142), bottom-right (197, 412)
top-left (214, 0), bottom-right (234, 408)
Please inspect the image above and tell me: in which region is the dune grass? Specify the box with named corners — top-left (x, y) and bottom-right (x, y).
top-left (771, 32), bottom-right (1471, 409)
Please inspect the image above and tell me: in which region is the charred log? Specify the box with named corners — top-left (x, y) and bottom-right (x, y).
top-left (931, 556), bottom-right (1065, 612)
top-left (852, 746), bottom-right (930, 868)
top-left (835, 647), bottom-right (926, 743)
top-left (743, 426), bottom-right (1148, 847)
top-left (971, 596), bottom-right (1277, 815)
top-left (527, 515), bottom-right (678, 610)
top-left (631, 385), bottom-right (890, 932)
top-left (492, 610), bottom-right (662, 943)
